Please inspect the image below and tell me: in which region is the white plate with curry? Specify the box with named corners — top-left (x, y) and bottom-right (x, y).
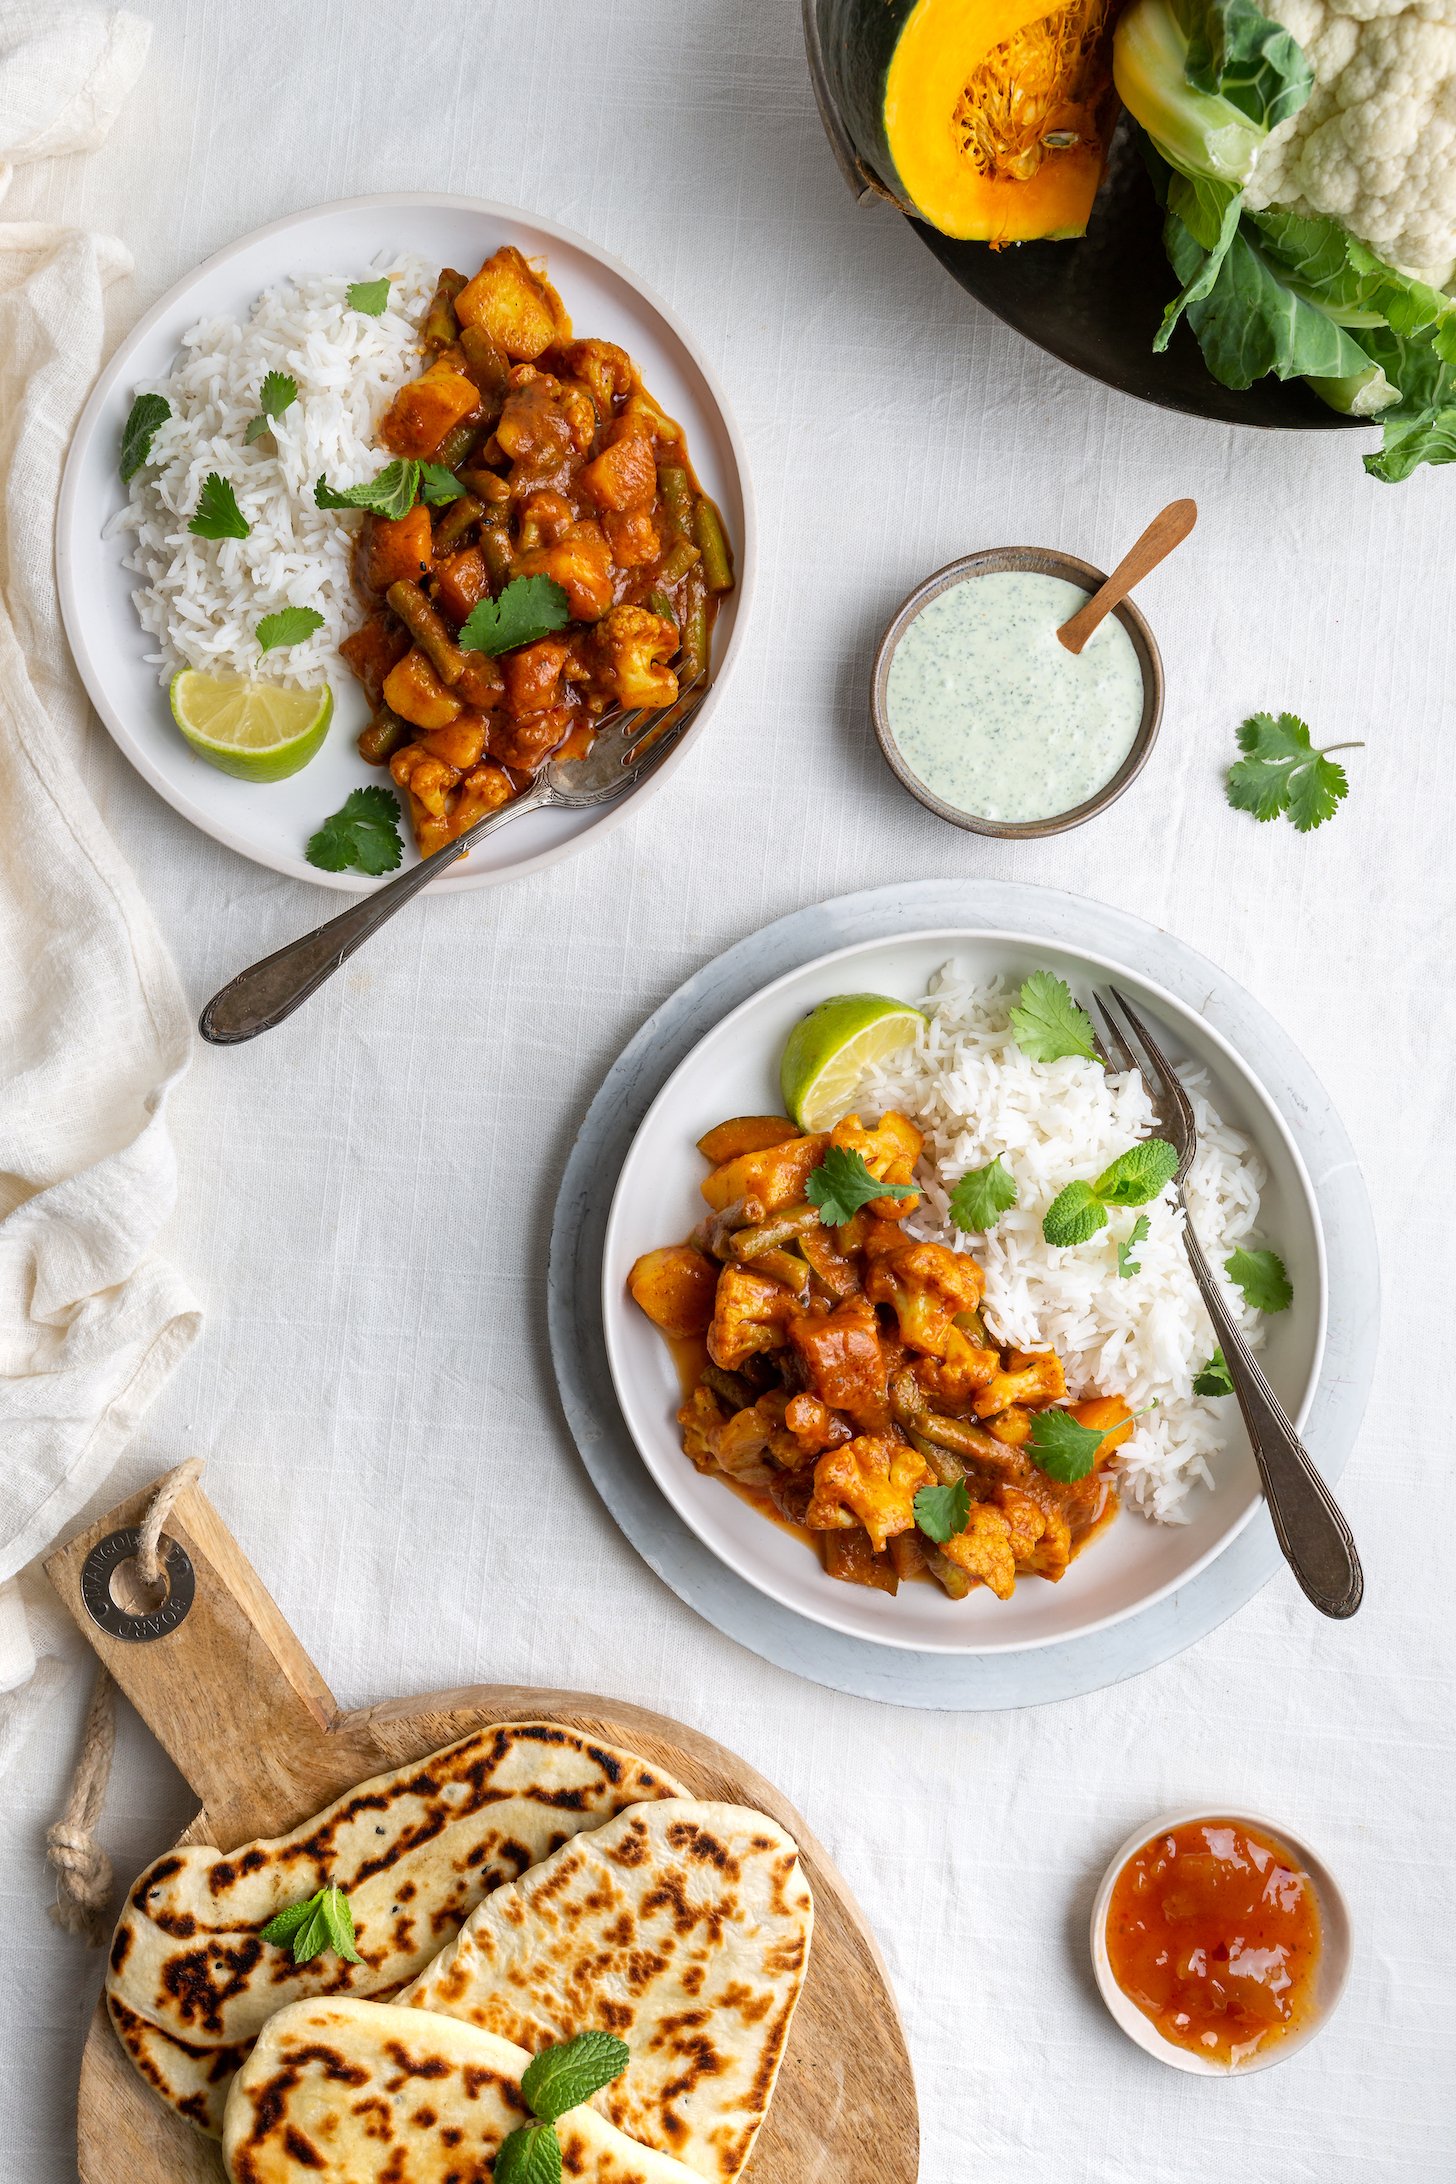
top-left (600, 927), bottom-right (1328, 1655)
top-left (57, 192), bottom-right (753, 891)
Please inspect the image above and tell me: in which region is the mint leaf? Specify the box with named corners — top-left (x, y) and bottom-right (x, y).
top-left (315, 459), bottom-right (420, 520)
top-left (805, 1145), bottom-right (916, 1226)
top-left (188, 472), bottom-right (249, 540)
top-left (347, 277), bottom-right (392, 315)
top-left (120, 392), bottom-right (170, 481)
top-left (419, 461), bottom-right (466, 506)
top-left (1009, 972), bottom-right (1100, 1065)
top-left (913, 1480), bottom-right (971, 1544)
top-left (1225, 1245), bottom-right (1292, 1313)
top-left (259, 1884), bottom-right (361, 1964)
top-left (458, 575), bottom-right (573, 656)
top-left (256, 606), bottom-right (325, 652)
top-left (1042, 1180), bottom-right (1107, 1248)
top-left (494, 2123), bottom-right (563, 2184)
top-left (520, 2033), bottom-right (630, 2125)
top-left (244, 370), bottom-right (297, 444)
top-left (1226, 713), bottom-right (1356, 833)
top-left (1093, 1138), bottom-right (1179, 1207)
top-left (947, 1156), bottom-right (1017, 1233)
top-left (1194, 1347), bottom-right (1235, 1397)
top-left (1027, 1409), bottom-right (1107, 1483)
top-left (1117, 1215), bottom-right (1151, 1279)
top-left (306, 786), bottom-right (405, 877)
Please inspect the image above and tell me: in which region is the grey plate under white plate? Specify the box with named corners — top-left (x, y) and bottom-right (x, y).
top-left (547, 879), bottom-right (1378, 1710)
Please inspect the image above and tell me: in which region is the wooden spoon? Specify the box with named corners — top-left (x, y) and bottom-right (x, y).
top-left (1057, 498), bottom-right (1198, 654)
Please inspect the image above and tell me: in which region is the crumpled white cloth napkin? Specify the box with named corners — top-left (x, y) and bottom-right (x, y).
top-left (0, 8), bottom-right (200, 1713)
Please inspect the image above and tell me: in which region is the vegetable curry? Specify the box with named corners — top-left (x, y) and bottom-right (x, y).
top-left (340, 246), bottom-right (732, 856)
top-left (629, 1110), bottom-right (1133, 1602)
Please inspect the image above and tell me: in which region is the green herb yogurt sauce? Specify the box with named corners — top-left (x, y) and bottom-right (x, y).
top-left (886, 571), bottom-right (1146, 824)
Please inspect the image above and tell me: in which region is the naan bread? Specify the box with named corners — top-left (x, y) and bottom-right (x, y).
top-left (107, 1722), bottom-right (686, 2135)
top-left (223, 1999), bottom-right (703, 2184)
top-left (399, 1799), bottom-right (813, 2183)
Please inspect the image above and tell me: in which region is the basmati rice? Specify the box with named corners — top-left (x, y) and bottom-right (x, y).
top-left (858, 964), bottom-right (1268, 1523)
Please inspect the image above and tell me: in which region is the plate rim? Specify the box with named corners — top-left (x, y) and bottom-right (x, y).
top-left (599, 922), bottom-right (1329, 1655)
top-left (547, 877), bottom-right (1379, 1711)
top-left (56, 188), bottom-right (757, 893)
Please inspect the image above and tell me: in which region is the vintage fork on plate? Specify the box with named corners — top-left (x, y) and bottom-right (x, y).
top-left (1094, 987), bottom-right (1363, 1620)
top-left (198, 677), bottom-right (707, 1045)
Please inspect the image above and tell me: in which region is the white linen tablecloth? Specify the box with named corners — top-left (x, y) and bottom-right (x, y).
top-left (3, 3), bottom-right (1453, 2179)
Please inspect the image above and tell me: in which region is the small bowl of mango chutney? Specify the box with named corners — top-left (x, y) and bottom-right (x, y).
top-left (871, 547), bottom-right (1163, 838)
top-left (1090, 1809), bottom-right (1353, 2074)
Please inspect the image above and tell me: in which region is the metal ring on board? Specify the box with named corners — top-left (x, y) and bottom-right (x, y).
top-left (79, 1525), bottom-right (195, 1642)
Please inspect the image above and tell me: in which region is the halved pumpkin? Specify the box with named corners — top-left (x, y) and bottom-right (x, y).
top-left (824, 0), bottom-right (1120, 243)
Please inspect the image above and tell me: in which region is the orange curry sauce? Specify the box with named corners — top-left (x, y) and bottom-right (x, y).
top-left (1105, 1818), bottom-right (1322, 2065)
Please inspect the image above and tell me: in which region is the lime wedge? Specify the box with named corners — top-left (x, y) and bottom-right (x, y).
top-left (780, 993), bottom-right (927, 1130)
top-left (169, 670), bottom-right (333, 782)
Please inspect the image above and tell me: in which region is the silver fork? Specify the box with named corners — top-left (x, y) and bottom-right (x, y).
top-left (198, 680), bottom-right (706, 1045)
top-left (1094, 987), bottom-right (1363, 1620)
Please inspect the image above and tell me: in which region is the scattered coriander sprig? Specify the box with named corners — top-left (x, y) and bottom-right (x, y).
top-left (120, 392), bottom-right (170, 481)
top-left (458, 575), bottom-right (572, 657)
top-left (947, 1155), bottom-right (1017, 1234)
top-left (805, 1145), bottom-right (916, 1226)
top-left (259, 1884), bottom-right (361, 1965)
top-left (188, 472), bottom-right (249, 540)
top-left (346, 276), bottom-right (392, 315)
top-left (315, 458), bottom-right (421, 521)
top-left (257, 606), bottom-right (325, 652)
top-left (913, 1480), bottom-right (971, 1544)
top-left (493, 2033), bottom-right (631, 2184)
top-left (1193, 1348), bottom-right (1234, 1397)
top-left (305, 786), bottom-right (404, 876)
top-left (1226, 712), bottom-right (1360, 834)
top-left (1042, 1139), bottom-right (1179, 1249)
top-left (1008, 972), bottom-right (1101, 1065)
top-left (1026, 1408), bottom-right (1109, 1482)
top-left (244, 369), bottom-right (298, 445)
top-left (1225, 1246), bottom-right (1293, 1313)
top-left (1117, 1215), bottom-right (1151, 1279)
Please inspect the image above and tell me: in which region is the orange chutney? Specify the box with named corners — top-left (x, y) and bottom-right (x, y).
top-left (1105, 1817), bottom-right (1322, 2065)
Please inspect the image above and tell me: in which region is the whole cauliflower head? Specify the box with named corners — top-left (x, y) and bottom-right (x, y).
top-left (1245, 0), bottom-right (1456, 283)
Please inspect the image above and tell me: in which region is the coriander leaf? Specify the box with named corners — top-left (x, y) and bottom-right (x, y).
top-left (1193, 1347), bottom-right (1235, 1397)
top-left (305, 786), bottom-right (405, 877)
top-left (947, 1155), bottom-right (1017, 1234)
top-left (1092, 1138), bottom-right (1179, 1208)
top-left (120, 392), bottom-right (170, 481)
top-left (1008, 971), bottom-right (1100, 1065)
top-left (1225, 712), bottom-right (1356, 833)
top-left (315, 459), bottom-right (420, 521)
top-left (1027, 1408), bottom-right (1108, 1483)
top-left (805, 1145), bottom-right (916, 1226)
top-left (1041, 1181), bottom-right (1107, 1249)
top-left (520, 2034), bottom-right (631, 2125)
top-left (259, 1885), bottom-right (361, 1965)
top-left (347, 276), bottom-right (392, 315)
top-left (419, 461), bottom-right (465, 506)
top-left (493, 2122), bottom-right (562, 2184)
top-left (1225, 1245), bottom-right (1292, 1313)
top-left (244, 370), bottom-right (298, 444)
top-left (1118, 1215), bottom-right (1152, 1279)
top-left (913, 1480), bottom-right (971, 1544)
top-left (259, 1898), bottom-right (314, 1948)
top-left (188, 472), bottom-right (250, 540)
top-left (458, 575), bottom-right (572, 657)
top-left (256, 606), bottom-right (326, 652)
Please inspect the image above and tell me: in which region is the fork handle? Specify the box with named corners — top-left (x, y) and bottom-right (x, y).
top-left (1182, 1219), bottom-right (1363, 1618)
top-left (198, 783), bottom-right (545, 1045)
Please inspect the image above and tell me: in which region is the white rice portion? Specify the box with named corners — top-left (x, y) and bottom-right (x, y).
top-left (858, 965), bottom-right (1270, 1524)
top-left (112, 256), bottom-right (438, 688)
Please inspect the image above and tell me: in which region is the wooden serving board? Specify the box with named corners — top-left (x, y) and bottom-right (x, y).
top-left (48, 1476), bottom-right (919, 2184)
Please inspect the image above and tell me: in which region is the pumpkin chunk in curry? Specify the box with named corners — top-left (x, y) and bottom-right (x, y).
top-left (629, 1111), bottom-right (1133, 1602)
top-left (341, 247), bottom-right (731, 857)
